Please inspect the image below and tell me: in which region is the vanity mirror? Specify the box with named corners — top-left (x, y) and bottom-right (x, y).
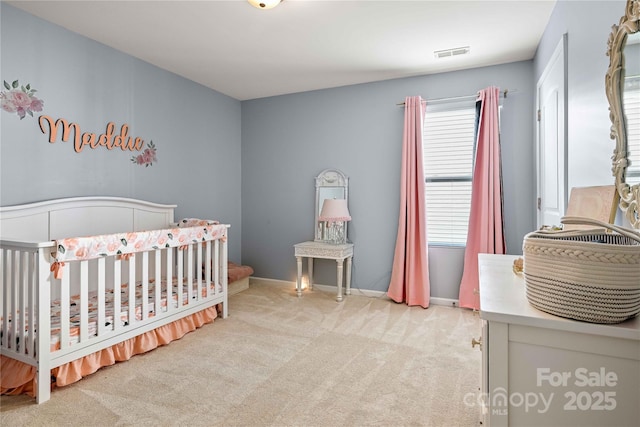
top-left (314, 168), bottom-right (349, 242)
top-left (606, 0), bottom-right (640, 227)
top-left (293, 168), bottom-right (353, 301)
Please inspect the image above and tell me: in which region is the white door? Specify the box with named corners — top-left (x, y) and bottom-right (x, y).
top-left (536, 35), bottom-right (567, 228)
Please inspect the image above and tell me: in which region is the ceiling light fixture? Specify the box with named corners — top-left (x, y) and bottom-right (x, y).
top-left (248, 0), bottom-right (282, 10)
top-left (434, 46), bottom-right (471, 59)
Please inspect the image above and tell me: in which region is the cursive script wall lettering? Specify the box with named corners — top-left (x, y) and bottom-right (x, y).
top-left (38, 115), bottom-right (145, 153)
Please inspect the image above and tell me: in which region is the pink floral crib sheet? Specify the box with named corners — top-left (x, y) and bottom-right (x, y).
top-left (50, 277), bottom-right (222, 350)
top-left (1, 277), bottom-right (221, 353)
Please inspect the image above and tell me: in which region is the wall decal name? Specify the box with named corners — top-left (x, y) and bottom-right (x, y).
top-left (38, 115), bottom-right (145, 154)
top-left (2, 77), bottom-right (157, 166)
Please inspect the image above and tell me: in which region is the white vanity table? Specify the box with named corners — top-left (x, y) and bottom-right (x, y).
top-left (294, 169), bottom-right (354, 302)
top-left (478, 254), bottom-right (640, 426)
top-left (294, 241), bottom-right (353, 302)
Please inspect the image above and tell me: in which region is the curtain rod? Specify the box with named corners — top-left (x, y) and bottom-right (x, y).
top-left (396, 88), bottom-right (513, 106)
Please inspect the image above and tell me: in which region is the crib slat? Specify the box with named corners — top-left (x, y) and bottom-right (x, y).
top-left (10, 251), bottom-right (18, 352)
top-left (60, 269), bottom-right (70, 350)
top-left (79, 260), bottom-right (89, 343)
top-left (0, 249), bottom-right (7, 350)
top-left (177, 248), bottom-right (183, 308)
top-left (6, 251), bottom-right (13, 351)
top-left (97, 258), bottom-right (105, 336)
top-left (154, 250), bottom-right (161, 316)
top-left (113, 259), bottom-right (121, 332)
top-left (5, 250), bottom-right (17, 351)
top-left (165, 248), bottom-right (173, 313)
top-left (205, 241), bottom-right (211, 297)
top-left (222, 236), bottom-right (228, 318)
top-left (187, 245), bottom-right (194, 303)
top-left (19, 251), bottom-right (28, 355)
top-left (128, 257), bottom-right (136, 325)
top-left (13, 251), bottom-right (29, 355)
top-left (214, 240), bottom-right (220, 296)
top-left (27, 251), bottom-right (36, 357)
top-left (196, 243), bottom-right (203, 300)
top-left (35, 246), bottom-right (51, 404)
top-left (4, 250), bottom-right (15, 352)
top-left (142, 251), bottom-right (149, 320)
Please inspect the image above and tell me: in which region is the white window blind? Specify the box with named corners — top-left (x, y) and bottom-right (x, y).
top-left (423, 102), bottom-right (477, 245)
top-left (623, 76), bottom-right (640, 181)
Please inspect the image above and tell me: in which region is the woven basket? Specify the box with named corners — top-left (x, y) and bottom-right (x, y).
top-left (523, 216), bottom-right (640, 324)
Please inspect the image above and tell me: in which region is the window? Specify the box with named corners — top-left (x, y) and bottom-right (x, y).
top-left (422, 101), bottom-right (477, 246)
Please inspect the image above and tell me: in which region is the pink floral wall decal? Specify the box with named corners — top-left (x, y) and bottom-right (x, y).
top-left (1, 80), bottom-right (44, 119)
top-left (131, 140), bottom-right (157, 167)
top-left (4, 79), bottom-right (157, 167)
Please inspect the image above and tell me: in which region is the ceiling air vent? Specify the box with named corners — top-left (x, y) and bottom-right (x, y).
top-left (434, 46), bottom-right (470, 59)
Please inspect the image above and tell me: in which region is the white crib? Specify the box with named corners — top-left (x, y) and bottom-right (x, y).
top-left (0, 197), bottom-right (229, 403)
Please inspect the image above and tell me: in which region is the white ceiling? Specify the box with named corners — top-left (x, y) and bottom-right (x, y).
top-left (6, 0), bottom-right (557, 101)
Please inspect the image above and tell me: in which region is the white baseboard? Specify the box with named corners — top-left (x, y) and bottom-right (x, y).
top-left (429, 297), bottom-right (459, 307)
top-left (249, 277), bottom-right (459, 307)
top-left (249, 277), bottom-right (294, 288)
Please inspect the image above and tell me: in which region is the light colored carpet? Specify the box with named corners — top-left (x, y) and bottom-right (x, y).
top-left (1, 283), bottom-right (483, 426)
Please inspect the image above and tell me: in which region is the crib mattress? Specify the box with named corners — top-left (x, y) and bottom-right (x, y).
top-left (2, 278), bottom-right (222, 352)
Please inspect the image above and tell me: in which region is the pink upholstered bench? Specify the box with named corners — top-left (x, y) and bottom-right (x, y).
top-left (228, 262), bottom-right (253, 295)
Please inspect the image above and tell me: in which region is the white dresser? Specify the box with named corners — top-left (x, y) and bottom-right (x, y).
top-left (478, 254), bottom-right (640, 426)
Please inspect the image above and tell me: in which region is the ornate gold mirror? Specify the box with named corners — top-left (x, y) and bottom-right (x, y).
top-left (606, 0), bottom-right (640, 228)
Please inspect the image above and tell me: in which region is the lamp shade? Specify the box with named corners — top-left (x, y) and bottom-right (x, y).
top-left (319, 199), bottom-right (351, 222)
top-left (248, 0), bottom-right (282, 9)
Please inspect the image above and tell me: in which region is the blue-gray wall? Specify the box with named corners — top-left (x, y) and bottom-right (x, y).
top-left (2, 1), bottom-right (628, 299)
top-left (241, 0), bottom-right (630, 298)
top-left (241, 61), bottom-right (536, 298)
top-left (534, 0), bottom-right (626, 192)
top-left (0, 4), bottom-right (243, 262)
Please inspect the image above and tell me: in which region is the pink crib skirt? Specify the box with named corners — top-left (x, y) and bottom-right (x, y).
top-left (1, 305), bottom-right (218, 397)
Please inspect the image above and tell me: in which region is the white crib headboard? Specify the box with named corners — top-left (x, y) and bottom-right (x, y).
top-left (0, 196), bottom-right (177, 242)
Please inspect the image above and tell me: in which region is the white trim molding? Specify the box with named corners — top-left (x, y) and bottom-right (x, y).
top-left (249, 277), bottom-right (460, 307)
